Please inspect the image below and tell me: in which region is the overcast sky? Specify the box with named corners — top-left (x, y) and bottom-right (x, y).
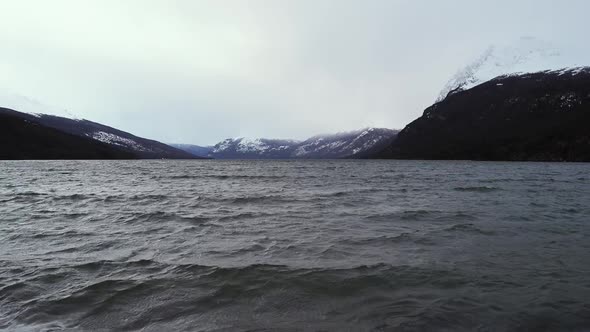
top-left (0, 0), bottom-right (588, 144)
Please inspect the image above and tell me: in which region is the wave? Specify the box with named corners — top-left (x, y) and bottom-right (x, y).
top-left (364, 210), bottom-right (439, 222)
top-left (124, 211), bottom-right (212, 225)
top-left (130, 194), bottom-right (169, 200)
top-left (454, 186), bottom-right (500, 192)
top-left (166, 174), bottom-right (287, 180)
top-left (1, 261), bottom-right (476, 330)
top-left (444, 223), bottom-right (496, 235)
top-left (216, 212), bottom-right (273, 222)
top-left (52, 193), bottom-right (91, 201)
top-left (338, 233), bottom-right (418, 246)
top-left (15, 191), bottom-right (47, 197)
top-left (229, 195), bottom-right (289, 204)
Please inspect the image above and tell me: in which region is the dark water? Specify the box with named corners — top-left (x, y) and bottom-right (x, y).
top-left (1, 160), bottom-right (590, 331)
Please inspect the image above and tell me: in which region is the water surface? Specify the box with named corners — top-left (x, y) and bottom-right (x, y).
top-left (1, 160), bottom-right (589, 331)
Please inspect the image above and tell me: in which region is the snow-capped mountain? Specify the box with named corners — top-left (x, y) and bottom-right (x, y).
top-left (0, 106), bottom-right (198, 159)
top-left (438, 37), bottom-right (586, 102)
top-left (293, 128), bottom-right (398, 159)
top-left (378, 67), bottom-right (590, 161)
top-left (174, 128), bottom-right (398, 159)
top-left (209, 138), bottom-right (299, 159)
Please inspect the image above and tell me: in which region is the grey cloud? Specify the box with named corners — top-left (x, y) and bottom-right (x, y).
top-left (0, 0), bottom-right (588, 144)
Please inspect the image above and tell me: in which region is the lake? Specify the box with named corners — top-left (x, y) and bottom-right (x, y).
top-left (1, 160), bottom-right (589, 331)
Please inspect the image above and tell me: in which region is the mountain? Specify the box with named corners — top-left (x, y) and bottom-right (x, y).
top-left (438, 37), bottom-right (585, 102)
top-left (376, 68), bottom-right (590, 161)
top-left (293, 128), bottom-right (398, 159)
top-left (209, 138), bottom-right (299, 159)
top-left (0, 108), bottom-right (135, 160)
top-left (174, 128), bottom-right (398, 159)
top-left (0, 107), bottom-right (199, 159)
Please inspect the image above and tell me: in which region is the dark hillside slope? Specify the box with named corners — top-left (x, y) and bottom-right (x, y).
top-left (377, 68), bottom-right (590, 161)
top-left (0, 112), bottom-right (135, 159)
top-left (0, 108), bottom-right (198, 159)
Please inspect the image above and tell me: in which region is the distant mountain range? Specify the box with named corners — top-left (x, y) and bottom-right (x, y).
top-left (2, 37), bottom-right (589, 161)
top-left (0, 104), bottom-right (396, 160)
top-left (0, 108), bottom-right (198, 159)
top-left (171, 128), bottom-right (398, 159)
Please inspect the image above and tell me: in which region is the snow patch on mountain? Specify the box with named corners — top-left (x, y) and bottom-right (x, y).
top-left (236, 138), bottom-right (266, 153)
top-left (296, 128), bottom-right (382, 156)
top-left (89, 131), bottom-right (148, 152)
top-left (213, 137), bottom-right (301, 155)
top-left (212, 139), bottom-right (234, 153)
top-left (438, 37), bottom-right (586, 101)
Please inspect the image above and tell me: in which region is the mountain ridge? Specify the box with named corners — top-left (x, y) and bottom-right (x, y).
top-left (0, 108), bottom-right (136, 160)
top-left (438, 37), bottom-right (585, 102)
top-left (0, 107), bottom-right (200, 159)
top-left (172, 128), bottom-right (398, 159)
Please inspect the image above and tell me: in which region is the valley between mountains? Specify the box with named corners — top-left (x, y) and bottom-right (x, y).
top-left (2, 38), bottom-right (589, 161)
